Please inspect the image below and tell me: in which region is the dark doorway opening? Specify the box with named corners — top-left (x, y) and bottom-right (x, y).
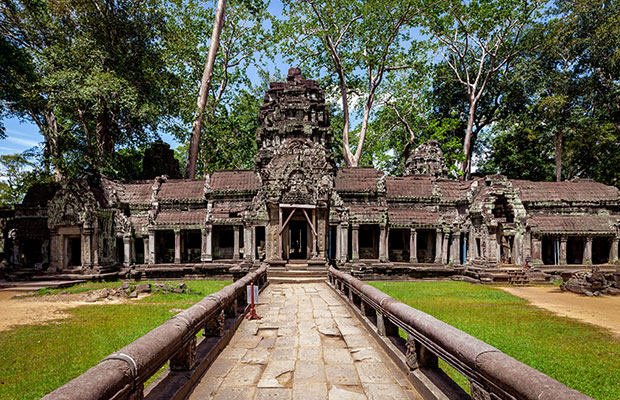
top-left (116, 237), bottom-right (124, 263)
top-left (359, 225), bottom-right (379, 259)
top-left (288, 220), bottom-right (307, 260)
top-left (329, 225), bottom-right (337, 260)
top-left (135, 238), bottom-right (145, 264)
top-left (416, 229), bottom-right (436, 263)
top-left (214, 226), bottom-right (234, 259)
top-left (567, 237), bottom-right (584, 264)
top-left (67, 237), bottom-right (81, 267)
top-left (255, 226), bottom-right (265, 260)
top-left (542, 237), bottom-right (560, 265)
top-left (592, 237), bottom-right (610, 264)
top-left (156, 230), bottom-right (175, 263)
top-left (182, 230), bottom-right (202, 262)
top-left (22, 239), bottom-right (43, 266)
top-left (388, 229), bottom-right (409, 262)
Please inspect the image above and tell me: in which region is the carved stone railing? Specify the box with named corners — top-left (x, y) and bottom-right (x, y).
top-left (43, 265), bottom-right (268, 400)
top-left (328, 267), bottom-right (591, 400)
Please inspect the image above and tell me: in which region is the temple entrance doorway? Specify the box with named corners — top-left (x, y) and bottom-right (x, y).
top-left (287, 220), bottom-right (307, 260)
top-left (67, 236), bottom-right (81, 267)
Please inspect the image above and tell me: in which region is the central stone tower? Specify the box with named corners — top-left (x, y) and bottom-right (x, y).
top-left (254, 68), bottom-right (335, 264)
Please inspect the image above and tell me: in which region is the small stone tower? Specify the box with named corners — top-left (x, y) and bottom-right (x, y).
top-left (404, 139), bottom-right (449, 178)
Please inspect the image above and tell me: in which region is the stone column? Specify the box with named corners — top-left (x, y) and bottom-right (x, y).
top-left (148, 230), bottom-right (156, 264)
top-left (244, 225), bottom-right (252, 261)
top-left (609, 237), bottom-right (618, 263)
top-left (174, 229), bottom-right (181, 264)
top-left (202, 225), bottom-right (213, 262)
top-left (351, 224), bottom-right (360, 261)
top-left (50, 229), bottom-right (59, 271)
top-left (531, 235), bottom-right (542, 264)
top-left (335, 224), bottom-right (342, 261)
top-left (340, 223), bottom-right (349, 263)
top-left (123, 235), bottom-right (131, 267)
top-left (379, 224), bottom-right (387, 262)
top-left (278, 207), bottom-right (283, 260)
top-left (435, 229), bottom-right (442, 264)
top-left (559, 236), bottom-right (567, 265)
top-left (584, 236), bottom-right (593, 264)
top-left (81, 226), bottom-right (93, 268)
top-left (450, 233), bottom-right (460, 265)
top-left (488, 231), bottom-right (498, 264)
top-left (441, 233), bottom-right (449, 264)
top-left (409, 228), bottom-right (417, 263)
top-left (143, 235), bottom-right (150, 264)
top-left (233, 225), bottom-right (240, 260)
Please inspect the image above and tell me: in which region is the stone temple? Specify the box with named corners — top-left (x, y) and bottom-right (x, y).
top-left (3, 68), bottom-right (620, 282)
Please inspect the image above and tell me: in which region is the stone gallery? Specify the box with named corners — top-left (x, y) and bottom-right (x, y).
top-left (3, 68), bottom-right (620, 279)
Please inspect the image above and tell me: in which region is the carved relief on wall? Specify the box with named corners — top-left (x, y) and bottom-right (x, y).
top-left (48, 180), bottom-right (98, 228)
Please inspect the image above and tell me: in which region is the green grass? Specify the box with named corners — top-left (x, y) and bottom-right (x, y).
top-left (369, 281), bottom-right (620, 400)
top-left (0, 280), bottom-right (230, 400)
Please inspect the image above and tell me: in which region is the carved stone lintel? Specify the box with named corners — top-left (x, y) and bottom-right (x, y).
top-left (170, 336), bottom-right (197, 371)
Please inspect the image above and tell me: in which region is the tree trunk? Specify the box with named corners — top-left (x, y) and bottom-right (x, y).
top-left (461, 101), bottom-right (477, 180)
top-left (95, 109), bottom-right (112, 167)
top-left (43, 109), bottom-right (64, 182)
top-left (554, 130), bottom-right (564, 182)
top-left (185, 0), bottom-right (226, 179)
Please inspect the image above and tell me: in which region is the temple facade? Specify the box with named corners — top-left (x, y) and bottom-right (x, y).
top-left (2, 68), bottom-right (620, 279)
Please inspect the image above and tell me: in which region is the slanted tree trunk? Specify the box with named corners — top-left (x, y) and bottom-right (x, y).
top-left (462, 101), bottom-right (477, 180)
top-left (554, 130), bottom-right (564, 182)
top-left (185, 0), bottom-right (226, 179)
top-left (95, 107), bottom-right (113, 167)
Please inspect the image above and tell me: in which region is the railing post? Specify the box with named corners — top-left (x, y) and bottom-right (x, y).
top-left (470, 382), bottom-right (492, 400)
top-left (170, 337), bottom-right (197, 371)
top-left (127, 384), bottom-right (144, 400)
top-left (204, 310), bottom-right (225, 337)
top-left (377, 313), bottom-right (398, 337)
top-left (406, 334), bottom-right (438, 370)
top-left (360, 300), bottom-right (375, 318)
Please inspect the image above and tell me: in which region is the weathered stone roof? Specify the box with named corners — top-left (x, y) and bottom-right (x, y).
top-left (386, 176), bottom-right (433, 198)
top-left (116, 182), bottom-right (152, 204)
top-left (335, 167), bottom-right (383, 192)
top-left (158, 179), bottom-right (205, 200)
top-left (512, 180), bottom-right (620, 202)
top-left (387, 209), bottom-right (441, 226)
top-left (348, 205), bottom-right (385, 223)
top-left (210, 170), bottom-right (259, 192)
top-left (435, 180), bottom-right (472, 202)
top-left (155, 210), bottom-right (206, 225)
top-left (21, 183), bottom-right (61, 206)
top-left (528, 215), bottom-right (618, 234)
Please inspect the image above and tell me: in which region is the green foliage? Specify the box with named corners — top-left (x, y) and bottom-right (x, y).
top-left (1, 279), bottom-right (230, 399)
top-left (0, 148), bottom-right (53, 207)
top-left (370, 281), bottom-right (620, 399)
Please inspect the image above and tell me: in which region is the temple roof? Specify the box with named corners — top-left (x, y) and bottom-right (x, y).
top-left (512, 180), bottom-right (620, 202)
top-left (210, 170), bottom-right (259, 192)
top-left (386, 176), bottom-right (434, 198)
top-left (528, 215), bottom-right (618, 234)
top-left (115, 182), bottom-right (152, 204)
top-left (158, 179), bottom-right (205, 200)
top-left (335, 167), bottom-right (383, 192)
top-left (387, 209), bottom-right (441, 226)
top-left (155, 210), bottom-right (206, 225)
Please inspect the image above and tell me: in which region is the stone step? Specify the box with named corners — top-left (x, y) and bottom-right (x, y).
top-left (268, 276), bottom-right (327, 284)
top-left (286, 263), bottom-right (309, 271)
top-left (269, 270), bottom-right (326, 278)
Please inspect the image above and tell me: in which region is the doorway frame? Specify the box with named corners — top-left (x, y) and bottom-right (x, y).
top-left (278, 204), bottom-right (317, 260)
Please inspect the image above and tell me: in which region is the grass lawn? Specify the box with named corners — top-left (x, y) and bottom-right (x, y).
top-left (0, 280), bottom-right (230, 400)
top-left (369, 281), bottom-right (620, 400)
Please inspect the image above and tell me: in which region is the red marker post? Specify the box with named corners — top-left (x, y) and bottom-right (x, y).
top-left (246, 283), bottom-right (261, 320)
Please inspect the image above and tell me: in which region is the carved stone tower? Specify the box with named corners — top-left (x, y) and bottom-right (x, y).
top-left (254, 68), bottom-right (335, 263)
top-left (404, 139), bottom-right (449, 178)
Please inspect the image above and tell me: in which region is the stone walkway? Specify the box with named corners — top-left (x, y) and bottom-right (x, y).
top-left (188, 282), bottom-right (420, 400)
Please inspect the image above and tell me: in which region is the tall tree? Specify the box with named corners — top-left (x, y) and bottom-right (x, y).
top-left (185, 0), bottom-right (226, 179)
top-left (280, 0), bottom-right (426, 167)
top-left (422, 0), bottom-right (544, 179)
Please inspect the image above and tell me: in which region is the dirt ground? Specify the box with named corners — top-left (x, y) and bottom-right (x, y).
top-left (500, 286), bottom-right (620, 337)
top-left (0, 290), bottom-right (121, 332)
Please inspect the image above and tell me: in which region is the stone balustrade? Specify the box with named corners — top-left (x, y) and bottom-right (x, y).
top-left (328, 266), bottom-right (591, 400)
top-left (42, 265), bottom-right (267, 400)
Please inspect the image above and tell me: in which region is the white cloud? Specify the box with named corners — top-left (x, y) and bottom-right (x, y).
top-left (4, 136), bottom-right (41, 147)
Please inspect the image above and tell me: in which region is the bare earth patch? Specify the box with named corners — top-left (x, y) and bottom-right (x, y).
top-left (500, 286), bottom-right (620, 337)
top-left (0, 290), bottom-right (122, 332)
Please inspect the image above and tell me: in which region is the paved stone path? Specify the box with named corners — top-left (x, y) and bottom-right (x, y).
top-left (188, 282), bottom-right (421, 400)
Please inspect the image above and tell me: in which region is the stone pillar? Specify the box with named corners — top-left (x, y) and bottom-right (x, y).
top-left (584, 236), bottom-right (593, 264)
top-left (441, 233), bottom-right (449, 264)
top-left (335, 224), bottom-right (342, 261)
top-left (488, 231), bottom-right (498, 264)
top-left (409, 228), bottom-right (418, 263)
top-left (450, 233), bottom-right (460, 265)
top-left (244, 225), bottom-right (252, 261)
top-left (233, 225), bottom-right (240, 260)
top-left (531, 235), bottom-right (542, 264)
top-left (81, 226), bottom-right (93, 268)
top-left (559, 236), bottom-right (567, 265)
top-left (351, 224), bottom-right (360, 261)
top-left (143, 235), bottom-right (150, 264)
top-left (609, 237), bottom-right (618, 263)
top-left (278, 207), bottom-right (283, 260)
top-left (123, 235), bottom-right (131, 267)
top-left (379, 224), bottom-right (387, 262)
top-left (202, 225), bottom-right (213, 262)
top-left (50, 229), bottom-right (59, 271)
top-left (435, 229), bottom-right (442, 264)
top-left (340, 223), bottom-right (349, 263)
top-left (148, 230), bottom-right (156, 264)
top-left (173, 229), bottom-right (181, 264)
